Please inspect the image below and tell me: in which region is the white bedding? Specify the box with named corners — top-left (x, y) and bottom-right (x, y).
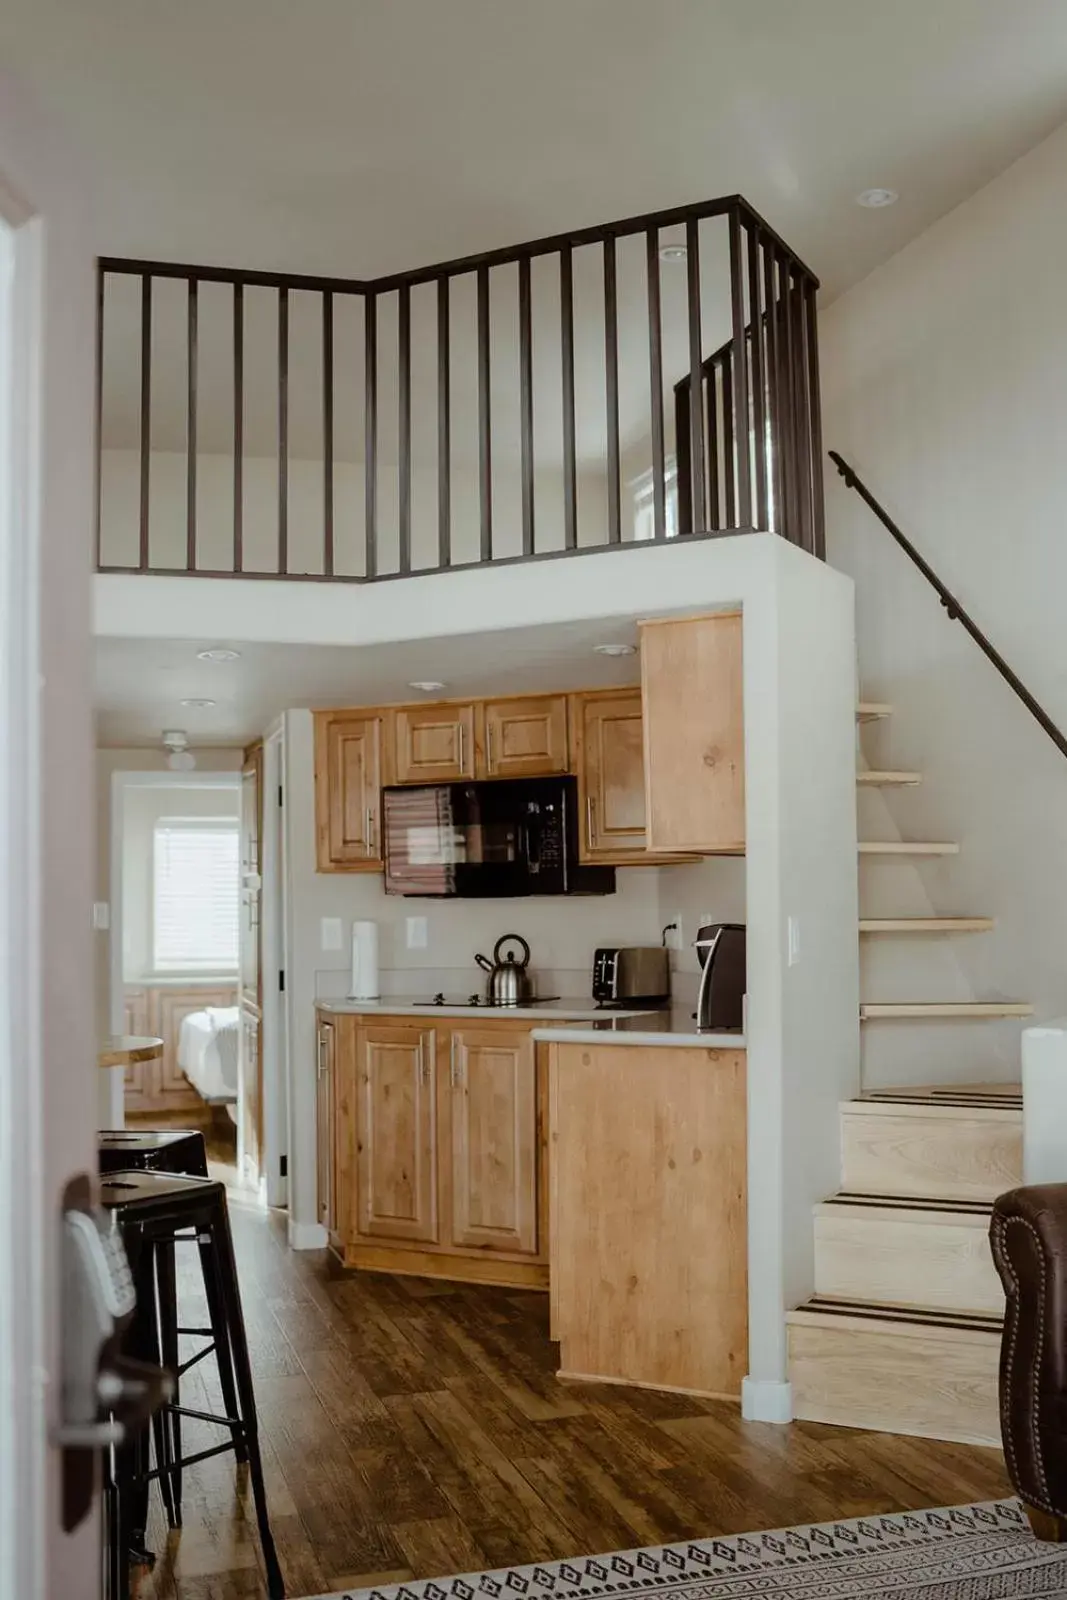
top-left (178, 1006), bottom-right (240, 1104)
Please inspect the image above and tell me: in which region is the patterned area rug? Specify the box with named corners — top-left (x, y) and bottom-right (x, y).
top-left (302, 1501), bottom-right (1067, 1600)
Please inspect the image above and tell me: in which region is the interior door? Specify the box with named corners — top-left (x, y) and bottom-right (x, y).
top-left (239, 743), bottom-right (263, 1182)
top-left (0, 75), bottom-right (101, 1593)
top-left (449, 1026), bottom-right (538, 1255)
top-left (355, 1025), bottom-right (439, 1243)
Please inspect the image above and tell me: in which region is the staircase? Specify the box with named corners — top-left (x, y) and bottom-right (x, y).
top-left (787, 701), bottom-right (1032, 1446)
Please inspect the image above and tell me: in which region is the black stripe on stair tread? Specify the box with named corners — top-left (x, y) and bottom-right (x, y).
top-left (791, 1297), bottom-right (1003, 1334)
top-left (822, 1193), bottom-right (994, 1216)
top-left (862, 1086), bottom-right (1022, 1108)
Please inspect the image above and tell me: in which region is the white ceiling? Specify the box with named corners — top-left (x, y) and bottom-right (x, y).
top-left (93, 618), bottom-right (647, 747)
top-left (5, 0), bottom-right (1066, 302)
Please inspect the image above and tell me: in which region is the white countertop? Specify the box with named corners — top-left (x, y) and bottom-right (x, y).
top-left (316, 997), bottom-right (744, 1049)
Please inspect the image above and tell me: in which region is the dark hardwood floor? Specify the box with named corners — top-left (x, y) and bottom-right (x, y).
top-left (134, 1193), bottom-right (1011, 1600)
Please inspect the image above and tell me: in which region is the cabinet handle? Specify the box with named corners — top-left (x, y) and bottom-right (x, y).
top-left (485, 720), bottom-right (494, 773)
top-left (587, 795), bottom-right (596, 846)
top-left (365, 806), bottom-right (376, 852)
top-left (417, 1041), bottom-right (426, 1086)
top-left (450, 1034), bottom-right (460, 1089)
top-left (458, 722), bottom-right (466, 775)
top-left (316, 1033), bottom-right (325, 1079)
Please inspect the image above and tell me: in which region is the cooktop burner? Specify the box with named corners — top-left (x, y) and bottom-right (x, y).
top-left (415, 993), bottom-right (562, 1008)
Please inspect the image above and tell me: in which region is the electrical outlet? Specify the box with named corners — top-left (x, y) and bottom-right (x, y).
top-left (406, 916), bottom-right (428, 951)
top-left (788, 915), bottom-right (801, 967)
top-left (320, 917), bottom-right (343, 952)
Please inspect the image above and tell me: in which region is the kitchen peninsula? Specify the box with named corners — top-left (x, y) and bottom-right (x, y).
top-left (315, 995), bottom-right (747, 1398)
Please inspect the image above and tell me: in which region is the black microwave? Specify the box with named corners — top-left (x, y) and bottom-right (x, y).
top-left (383, 775), bottom-right (616, 898)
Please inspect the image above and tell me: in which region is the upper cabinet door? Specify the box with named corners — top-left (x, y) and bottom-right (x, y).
top-left (355, 1024), bottom-right (439, 1244)
top-left (641, 612), bottom-right (745, 854)
top-left (393, 704), bottom-right (475, 784)
top-left (577, 690), bottom-right (649, 858)
top-left (315, 713), bottom-right (383, 870)
top-left (448, 1026), bottom-right (538, 1256)
top-left (482, 696), bottom-right (568, 778)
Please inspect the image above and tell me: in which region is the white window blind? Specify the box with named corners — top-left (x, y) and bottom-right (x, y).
top-left (152, 818), bottom-right (239, 973)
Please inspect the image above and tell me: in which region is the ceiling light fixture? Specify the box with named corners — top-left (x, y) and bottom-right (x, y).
top-left (856, 187), bottom-right (898, 209)
top-left (181, 698), bottom-right (216, 709)
top-left (196, 647), bottom-right (241, 663)
top-left (659, 244), bottom-right (688, 263)
top-left (593, 643), bottom-right (637, 658)
top-left (162, 729), bottom-right (197, 771)
top-left (408, 680), bottom-right (447, 692)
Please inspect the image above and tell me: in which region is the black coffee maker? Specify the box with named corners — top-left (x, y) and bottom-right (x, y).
top-left (693, 922), bottom-right (746, 1032)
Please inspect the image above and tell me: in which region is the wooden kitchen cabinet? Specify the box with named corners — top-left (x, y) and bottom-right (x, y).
top-left (355, 1023), bottom-right (440, 1244)
top-left (317, 1010), bottom-right (549, 1287)
top-left (572, 689), bottom-right (699, 864)
top-left (449, 1026), bottom-right (538, 1255)
top-left (480, 696), bottom-right (568, 779)
top-left (641, 611), bottom-right (745, 855)
top-left (393, 703), bottom-right (475, 784)
top-left (314, 712), bottom-right (384, 871)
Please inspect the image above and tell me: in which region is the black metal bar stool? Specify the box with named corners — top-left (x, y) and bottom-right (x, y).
top-left (98, 1127), bottom-right (216, 1530)
top-left (101, 1169), bottom-right (284, 1600)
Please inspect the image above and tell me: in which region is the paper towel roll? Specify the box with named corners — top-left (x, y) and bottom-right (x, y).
top-left (349, 920), bottom-right (380, 1000)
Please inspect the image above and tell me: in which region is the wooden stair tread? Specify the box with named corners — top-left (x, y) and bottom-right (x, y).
top-left (844, 1095), bottom-right (1021, 1122)
top-left (788, 1297), bottom-right (1002, 1335)
top-left (859, 917), bottom-right (994, 934)
top-left (817, 1194), bottom-right (994, 1217)
top-left (857, 702), bottom-right (893, 721)
top-left (859, 841), bottom-right (960, 856)
top-left (861, 1001), bottom-right (1033, 1020)
top-left (862, 1083), bottom-right (1022, 1107)
top-left (857, 770), bottom-right (923, 786)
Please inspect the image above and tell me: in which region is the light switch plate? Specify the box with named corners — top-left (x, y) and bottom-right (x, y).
top-left (406, 916), bottom-right (428, 950)
top-left (788, 916), bottom-right (801, 967)
top-left (91, 901), bottom-right (110, 931)
top-left (321, 917), bottom-right (343, 952)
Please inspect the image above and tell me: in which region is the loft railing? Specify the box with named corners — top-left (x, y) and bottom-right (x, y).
top-left (95, 195), bottom-right (822, 581)
top-left (831, 452), bottom-right (1067, 761)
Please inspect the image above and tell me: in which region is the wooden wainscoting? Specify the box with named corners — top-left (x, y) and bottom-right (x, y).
top-left (123, 982), bottom-right (237, 1118)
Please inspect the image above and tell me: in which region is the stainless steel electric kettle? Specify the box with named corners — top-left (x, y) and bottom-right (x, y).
top-left (475, 934), bottom-right (534, 1006)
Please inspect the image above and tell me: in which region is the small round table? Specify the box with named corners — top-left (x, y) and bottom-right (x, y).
top-left (97, 1035), bottom-right (163, 1129)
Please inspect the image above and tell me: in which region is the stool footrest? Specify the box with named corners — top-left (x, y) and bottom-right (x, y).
top-left (165, 1401), bottom-right (242, 1431)
top-left (142, 1439), bottom-right (245, 1480)
top-left (177, 1343), bottom-right (217, 1378)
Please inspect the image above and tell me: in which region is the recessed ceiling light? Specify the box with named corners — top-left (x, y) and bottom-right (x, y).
top-left (181, 698), bottom-right (216, 708)
top-left (196, 647), bottom-right (241, 663)
top-left (593, 643), bottom-right (637, 657)
top-left (408, 680), bottom-right (447, 692)
top-left (856, 188), bottom-right (898, 209)
top-left (659, 244), bottom-right (688, 263)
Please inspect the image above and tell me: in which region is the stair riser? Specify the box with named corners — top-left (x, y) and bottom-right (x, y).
top-left (840, 1109), bottom-right (1023, 1202)
top-left (788, 1321), bottom-right (1000, 1446)
top-left (814, 1211), bottom-right (1005, 1316)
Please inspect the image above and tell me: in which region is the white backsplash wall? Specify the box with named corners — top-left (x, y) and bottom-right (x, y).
top-left (658, 856), bottom-right (747, 1000)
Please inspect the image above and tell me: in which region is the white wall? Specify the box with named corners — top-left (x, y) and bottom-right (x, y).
top-left (120, 783), bottom-right (240, 983)
top-left (822, 117), bottom-right (1067, 1088)
top-left (94, 747), bottom-right (244, 1036)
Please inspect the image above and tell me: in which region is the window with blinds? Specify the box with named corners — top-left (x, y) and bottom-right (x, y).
top-left (152, 818), bottom-right (240, 973)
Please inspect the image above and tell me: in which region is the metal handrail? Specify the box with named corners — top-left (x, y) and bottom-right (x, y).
top-left (830, 450), bottom-right (1067, 762)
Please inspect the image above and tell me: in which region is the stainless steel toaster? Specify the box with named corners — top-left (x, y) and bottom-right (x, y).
top-left (592, 946), bottom-right (671, 1005)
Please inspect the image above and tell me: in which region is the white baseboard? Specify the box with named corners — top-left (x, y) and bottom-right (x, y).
top-left (741, 1376), bottom-right (793, 1424)
top-left (287, 1219), bottom-right (328, 1251)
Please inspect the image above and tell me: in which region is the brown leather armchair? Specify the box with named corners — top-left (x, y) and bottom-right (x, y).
top-left (990, 1184), bottom-right (1067, 1541)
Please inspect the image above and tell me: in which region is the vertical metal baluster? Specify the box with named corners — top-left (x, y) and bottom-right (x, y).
top-left (646, 229), bottom-right (665, 541)
top-left (806, 279), bottom-right (825, 559)
top-left (560, 246), bottom-right (577, 550)
top-left (674, 381), bottom-right (692, 535)
top-left (277, 285), bottom-right (288, 575)
top-left (746, 224), bottom-right (768, 530)
top-left (603, 238), bottom-right (621, 545)
top-left (685, 217), bottom-right (706, 532)
top-left (477, 265), bottom-right (492, 562)
top-left (437, 276), bottom-right (451, 568)
top-left (93, 265), bottom-right (104, 570)
top-left (398, 282), bottom-right (411, 575)
top-left (762, 246), bottom-right (782, 534)
top-left (233, 283), bottom-right (244, 573)
top-left (365, 292), bottom-right (377, 579)
top-left (519, 257), bottom-right (534, 556)
top-left (780, 253), bottom-right (800, 546)
top-left (186, 278), bottom-right (198, 572)
top-left (722, 351), bottom-right (735, 527)
top-left (322, 291), bottom-right (334, 577)
top-left (794, 271), bottom-right (814, 553)
top-left (728, 208), bottom-right (752, 528)
top-left (706, 360), bottom-right (720, 529)
top-left (138, 274), bottom-right (151, 570)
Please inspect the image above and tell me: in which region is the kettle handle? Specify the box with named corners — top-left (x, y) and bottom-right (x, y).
top-left (493, 933), bottom-right (531, 969)
top-left (474, 953), bottom-right (494, 974)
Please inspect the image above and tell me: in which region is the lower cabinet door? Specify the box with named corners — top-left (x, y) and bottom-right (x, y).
top-left (316, 1020), bottom-right (336, 1234)
top-left (356, 1025), bottom-right (439, 1243)
top-left (448, 1027), bottom-right (538, 1256)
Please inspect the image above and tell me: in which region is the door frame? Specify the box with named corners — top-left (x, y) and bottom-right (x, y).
top-left (260, 720), bottom-right (289, 1209)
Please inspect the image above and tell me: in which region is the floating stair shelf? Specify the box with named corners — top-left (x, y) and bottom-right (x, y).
top-left (856, 702), bottom-right (893, 721)
top-left (859, 841), bottom-right (959, 856)
top-left (859, 918), bottom-right (994, 935)
top-left (857, 770), bottom-right (923, 786)
top-left (860, 1001), bottom-right (1034, 1021)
